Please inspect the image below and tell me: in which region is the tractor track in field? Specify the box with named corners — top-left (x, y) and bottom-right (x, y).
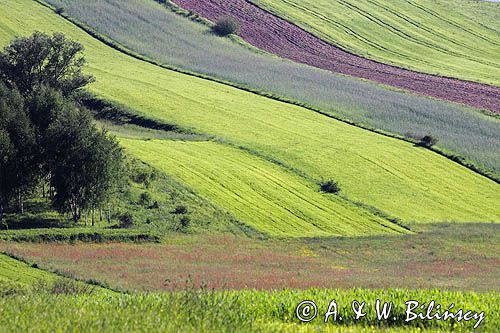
top-left (171, 0), bottom-right (500, 114)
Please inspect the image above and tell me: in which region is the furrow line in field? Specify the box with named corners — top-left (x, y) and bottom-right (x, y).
top-left (276, 0), bottom-right (430, 66)
top-left (365, 0), bottom-right (498, 63)
top-left (337, 0), bottom-right (497, 68)
top-left (406, 0), bottom-right (500, 47)
top-left (172, 0), bottom-right (500, 113)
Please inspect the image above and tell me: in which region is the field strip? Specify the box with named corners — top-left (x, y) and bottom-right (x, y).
top-left (120, 139), bottom-right (406, 237)
top-left (171, 0), bottom-right (500, 113)
top-left (2, 0), bottom-right (498, 224)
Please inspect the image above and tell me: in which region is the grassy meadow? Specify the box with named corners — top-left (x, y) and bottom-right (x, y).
top-left (253, 0), bottom-right (500, 86)
top-left (1, 0), bottom-right (499, 230)
top-left (44, 0), bottom-right (500, 176)
top-left (2, 223), bottom-right (498, 292)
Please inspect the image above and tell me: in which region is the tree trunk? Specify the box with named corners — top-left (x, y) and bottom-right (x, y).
top-left (91, 208), bottom-right (95, 227)
top-left (107, 205), bottom-right (111, 224)
top-left (17, 192), bottom-right (23, 214)
top-left (72, 205), bottom-right (79, 223)
top-left (99, 208), bottom-right (103, 222)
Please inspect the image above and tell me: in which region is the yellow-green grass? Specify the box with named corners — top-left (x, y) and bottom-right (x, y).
top-left (120, 139), bottom-right (404, 237)
top-left (253, 0), bottom-right (500, 86)
top-left (0, 253), bottom-right (55, 288)
top-left (1, 0), bottom-right (499, 225)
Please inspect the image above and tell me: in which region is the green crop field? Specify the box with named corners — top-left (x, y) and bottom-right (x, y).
top-left (120, 139), bottom-right (404, 237)
top-left (1, 0), bottom-right (498, 229)
top-left (253, 0), bottom-right (500, 86)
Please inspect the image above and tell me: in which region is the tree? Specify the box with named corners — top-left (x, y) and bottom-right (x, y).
top-left (85, 128), bottom-right (124, 226)
top-left (0, 31), bottom-right (94, 96)
top-left (46, 106), bottom-right (124, 223)
top-left (0, 83), bottom-right (38, 215)
top-left (0, 128), bottom-right (12, 221)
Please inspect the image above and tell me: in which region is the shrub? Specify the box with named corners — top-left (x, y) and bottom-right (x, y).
top-left (139, 192), bottom-right (152, 207)
top-left (320, 180), bottom-right (341, 194)
top-left (133, 171), bottom-right (151, 186)
top-left (173, 205), bottom-right (188, 215)
top-left (119, 212), bottom-right (134, 228)
top-left (179, 216), bottom-right (191, 230)
top-left (213, 16), bottom-right (240, 36)
top-left (55, 7), bottom-right (64, 15)
top-left (419, 135), bottom-right (438, 148)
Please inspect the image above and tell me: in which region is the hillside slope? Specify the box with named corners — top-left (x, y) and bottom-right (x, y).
top-left (120, 139), bottom-right (404, 237)
top-left (251, 0), bottom-right (500, 86)
top-left (43, 0), bottom-right (500, 176)
top-left (0, 0), bottom-right (498, 227)
top-left (172, 0), bottom-right (500, 113)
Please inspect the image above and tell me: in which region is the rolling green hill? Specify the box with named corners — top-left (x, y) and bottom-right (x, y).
top-left (120, 139), bottom-right (405, 237)
top-left (0, 0), bottom-right (499, 235)
top-left (252, 0), bottom-right (500, 86)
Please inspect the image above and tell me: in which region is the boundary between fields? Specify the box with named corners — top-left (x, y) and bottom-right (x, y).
top-left (33, 0), bottom-right (500, 184)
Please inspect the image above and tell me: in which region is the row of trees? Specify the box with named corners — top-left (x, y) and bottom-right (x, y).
top-left (0, 32), bottom-right (124, 224)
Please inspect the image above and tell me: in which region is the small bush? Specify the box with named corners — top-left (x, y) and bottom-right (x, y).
top-left (55, 7), bottom-right (64, 15)
top-left (119, 212), bottom-right (134, 228)
top-left (179, 216), bottom-right (191, 229)
top-left (173, 205), bottom-right (188, 215)
top-left (139, 192), bottom-right (152, 206)
top-left (213, 16), bottom-right (240, 36)
top-left (419, 135), bottom-right (438, 147)
top-left (133, 171), bottom-right (151, 186)
top-left (320, 180), bottom-right (341, 194)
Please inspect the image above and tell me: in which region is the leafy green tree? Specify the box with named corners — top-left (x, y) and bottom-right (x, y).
top-left (46, 107), bottom-right (124, 223)
top-left (0, 83), bottom-right (38, 215)
top-left (0, 32), bottom-right (122, 225)
top-left (85, 128), bottom-right (124, 225)
top-left (0, 128), bottom-right (12, 221)
top-left (0, 31), bottom-right (94, 96)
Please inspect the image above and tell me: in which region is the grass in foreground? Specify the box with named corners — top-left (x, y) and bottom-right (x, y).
top-left (1, 0), bottom-right (498, 227)
top-left (1, 288), bottom-right (497, 332)
top-left (44, 0), bottom-right (500, 175)
top-left (2, 224), bottom-right (498, 292)
top-left (254, 0), bottom-right (500, 86)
